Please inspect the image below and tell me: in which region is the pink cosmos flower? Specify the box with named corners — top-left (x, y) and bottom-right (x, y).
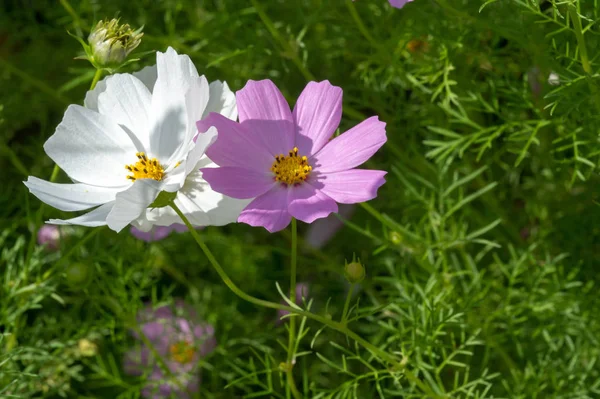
top-left (130, 223), bottom-right (189, 242)
top-left (198, 80), bottom-right (387, 233)
top-left (389, 0), bottom-right (413, 8)
top-left (124, 300), bottom-right (216, 398)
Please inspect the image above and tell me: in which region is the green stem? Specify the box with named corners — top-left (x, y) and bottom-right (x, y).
top-left (169, 202), bottom-right (443, 398)
top-left (345, 0), bottom-right (380, 49)
top-left (341, 283), bottom-right (355, 324)
top-left (250, 0), bottom-right (366, 123)
top-left (569, 6), bottom-right (591, 74)
top-left (250, 0), bottom-right (315, 82)
top-left (286, 218), bottom-right (301, 399)
top-left (568, 6), bottom-right (600, 111)
top-left (90, 69), bottom-right (103, 91)
top-left (59, 0), bottom-right (84, 36)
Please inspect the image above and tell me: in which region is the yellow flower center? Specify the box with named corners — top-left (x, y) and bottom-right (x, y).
top-left (125, 152), bottom-right (164, 182)
top-left (169, 341), bottom-right (195, 364)
top-left (270, 147), bottom-right (312, 185)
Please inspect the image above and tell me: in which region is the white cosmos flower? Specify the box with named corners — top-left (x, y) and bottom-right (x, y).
top-left (24, 47), bottom-right (250, 232)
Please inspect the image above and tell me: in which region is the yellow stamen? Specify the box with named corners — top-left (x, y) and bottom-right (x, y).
top-left (125, 152), bottom-right (164, 182)
top-left (169, 341), bottom-right (195, 364)
top-left (270, 147), bottom-right (312, 185)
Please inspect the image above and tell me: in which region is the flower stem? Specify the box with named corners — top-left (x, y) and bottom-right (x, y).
top-left (169, 202), bottom-right (443, 398)
top-left (90, 68), bottom-right (103, 91)
top-left (345, 0), bottom-right (380, 49)
top-left (286, 218), bottom-right (301, 399)
top-left (341, 283), bottom-right (355, 324)
top-left (568, 5), bottom-right (600, 112)
top-left (249, 0), bottom-right (315, 82)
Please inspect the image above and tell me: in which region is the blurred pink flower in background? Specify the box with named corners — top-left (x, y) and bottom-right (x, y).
top-left (124, 300), bottom-right (216, 398)
top-left (37, 224), bottom-right (61, 250)
top-left (305, 204), bottom-right (355, 249)
top-left (130, 223), bottom-right (189, 242)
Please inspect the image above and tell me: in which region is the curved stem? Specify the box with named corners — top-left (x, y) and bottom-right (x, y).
top-left (169, 202), bottom-right (443, 398)
top-left (286, 218), bottom-right (301, 399)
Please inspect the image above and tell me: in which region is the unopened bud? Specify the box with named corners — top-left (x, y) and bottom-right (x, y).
top-left (78, 339), bottom-right (98, 357)
top-left (65, 262), bottom-right (92, 288)
top-left (345, 257), bottom-right (365, 284)
top-left (88, 19), bottom-right (143, 68)
top-left (389, 231), bottom-right (403, 245)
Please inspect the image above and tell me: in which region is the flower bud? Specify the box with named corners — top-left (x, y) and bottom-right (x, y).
top-left (389, 231), bottom-right (403, 245)
top-left (78, 339), bottom-right (98, 357)
top-left (65, 262), bottom-right (93, 288)
top-left (37, 224), bottom-right (60, 251)
top-left (345, 258), bottom-right (365, 284)
top-left (88, 19), bottom-right (143, 68)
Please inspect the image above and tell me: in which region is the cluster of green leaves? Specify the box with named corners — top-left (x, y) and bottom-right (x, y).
top-left (1, 0), bottom-right (600, 397)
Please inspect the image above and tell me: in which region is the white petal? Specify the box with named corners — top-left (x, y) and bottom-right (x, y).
top-left (203, 80), bottom-right (237, 121)
top-left (45, 105), bottom-right (136, 188)
top-left (106, 179), bottom-right (163, 232)
top-left (84, 65), bottom-right (157, 112)
top-left (83, 78), bottom-right (107, 111)
top-left (149, 47), bottom-right (201, 163)
top-left (24, 176), bottom-right (119, 211)
top-left (133, 65), bottom-right (158, 92)
top-left (131, 216), bottom-right (154, 232)
top-left (97, 74), bottom-right (152, 151)
top-left (48, 202), bottom-right (114, 227)
top-left (163, 75), bottom-right (210, 167)
top-left (185, 127), bottom-right (218, 176)
top-left (147, 161), bottom-right (251, 227)
top-left (83, 65), bottom-right (156, 112)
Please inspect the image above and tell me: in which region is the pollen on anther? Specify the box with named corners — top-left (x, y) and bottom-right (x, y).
top-left (270, 147), bottom-right (312, 185)
top-left (125, 152), bottom-right (164, 182)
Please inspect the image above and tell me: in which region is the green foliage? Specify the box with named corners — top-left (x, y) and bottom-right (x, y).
top-left (2, 0), bottom-right (600, 397)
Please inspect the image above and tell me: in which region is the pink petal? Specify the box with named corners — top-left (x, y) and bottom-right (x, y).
top-left (197, 113), bottom-right (273, 171)
top-left (242, 119), bottom-right (296, 157)
top-left (237, 80), bottom-right (295, 155)
top-left (314, 169), bottom-right (387, 203)
top-left (389, 0), bottom-right (413, 9)
top-left (310, 116), bottom-right (386, 174)
top-left (238, 185), bottom-right (292, 232)
top-left (293, 81), bottom-right (343, 157)
top-left (201, 166), bottom-right (275, 199)
top-left (288, 183), bottom-right (338, 224)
